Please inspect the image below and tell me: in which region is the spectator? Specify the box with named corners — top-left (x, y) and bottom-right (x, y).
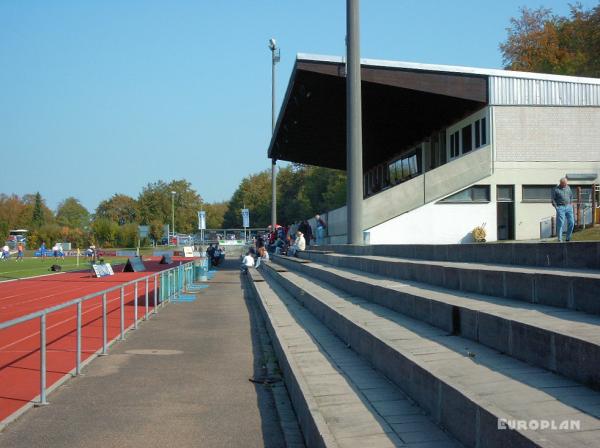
top-left (552, 177), bottom-right (575, 242)
top-left (288, 231), bottom-right (306, 257)
top-left (241, 251), bottom-right (254, 274)
top-left (298, 220), bottom-right (313, 247)
top-left (255, 246), bottom-right (270, 268)
top-left (315, 214), bottom-right (327, 245)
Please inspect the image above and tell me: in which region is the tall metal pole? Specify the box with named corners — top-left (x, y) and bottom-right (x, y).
top-left (346, 0), bottom-right (364, 244)
top-left (171, 191), bottom-right (176, 242)
top-left (269, 39), bottom-right (280, 230)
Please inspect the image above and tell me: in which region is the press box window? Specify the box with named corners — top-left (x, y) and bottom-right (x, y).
top-left (439, 185), bottom-right (490, 203)
top-left (475, 117), bottom-right (487, 148)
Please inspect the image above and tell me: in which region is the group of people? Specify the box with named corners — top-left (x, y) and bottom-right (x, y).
top-left (38, 241), bottom-right (65, 261)
top-left (253, 214), bottom-right (327, 257)
top-left (0, 243), bottom-right (24, 261)
top-left (205, 243), bottom-right (225, 267)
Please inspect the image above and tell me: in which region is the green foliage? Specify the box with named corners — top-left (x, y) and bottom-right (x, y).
top-left (223, 165), bottom-right (346, 228)
top-left (203, 201), bottom-right (229, 229)
top-left (56, 197), bottom-right (89, 229)
top-left (149, 219), bottom-right (164, 242)
top-left (137, 179), bottom-right (203, 234)
top-left (116, 223), bottom-right (139, 248)
top-left (91, 218), bottom-right (119, 247)
top-left (223, 171), bottom-right (272, 228)
top-left (0, 221), bottom-right (8, 241)
top-left (500, 4), bottom-right (600, 77)
top-left (96, 194), bottom-right (139, 224)
top-left (31, 192), bottom-right (45, 228)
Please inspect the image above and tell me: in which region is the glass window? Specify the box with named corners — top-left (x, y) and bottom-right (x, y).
top-left (481, 117), bottom-right (487, 146)
top-left (450, 131), bottom-right (459, 159)
top-left (408, 155), bottom-right (418, 176)
top-left (440, 186), bottom-right (490, 203)
top-left (497, 185), bottom-right (514, 201)
top-left (401, 158), bottom-right (410, 179)
top-left (522, 185), bottom-right (553, 202)
top-left (462, 124), bottom-right (472, 153)
top-left (475, 120), bottom-right (481, 148)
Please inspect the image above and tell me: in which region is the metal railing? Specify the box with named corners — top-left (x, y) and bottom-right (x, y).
top-left (0, 261), bottom-right (196, 406)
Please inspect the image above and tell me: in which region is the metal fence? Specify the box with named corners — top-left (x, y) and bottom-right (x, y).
top-left (0, 261), bottom-right (196, 407)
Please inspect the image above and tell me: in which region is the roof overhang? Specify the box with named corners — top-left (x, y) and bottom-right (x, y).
top-left (268, 55), bottom-right (489, 170)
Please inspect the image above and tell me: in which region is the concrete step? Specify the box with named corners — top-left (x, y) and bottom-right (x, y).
top-left (263, 261), bottom-right (600, 448)
top-left (246, 269), bottom-right (462, 448)
top-left (274, 255), bottom-right (600, 392)
top-left (298, 251), bottom-right (600, 315)
top-left (318, 242), bottom-right (600, 270)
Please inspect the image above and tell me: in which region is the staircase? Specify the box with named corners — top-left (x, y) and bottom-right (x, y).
top-left (246, 243), bottom-right (600, 447)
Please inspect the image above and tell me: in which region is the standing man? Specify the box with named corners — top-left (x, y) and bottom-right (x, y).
top-left (552, 177), bottom-right (575, 242)
top-left (315, 214), bottom-right (327, 246)
top-left (16, 242), bottom-right (24, 262)
top-left (40, 241), bottom-right (47, 261)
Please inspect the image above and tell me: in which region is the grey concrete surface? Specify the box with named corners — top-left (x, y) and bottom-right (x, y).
top-left (264, 260), bottom-right (600, 448)
top-left (298, 251), bottom-right (600, 315)
top-left (279, 254), bottom-right (600, 390)
top-left (319, 242), bottom-right (600, 270)
top-left (0, 260), bottom-right (286, 448)
top-left (249, 267), bottom-right (460, 448)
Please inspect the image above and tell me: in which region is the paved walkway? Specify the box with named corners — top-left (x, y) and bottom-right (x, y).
top-left (0, 261), bottom-right (286, 448)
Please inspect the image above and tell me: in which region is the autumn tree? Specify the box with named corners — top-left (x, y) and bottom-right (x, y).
top-left (500, 4), bottom-right (600, 77)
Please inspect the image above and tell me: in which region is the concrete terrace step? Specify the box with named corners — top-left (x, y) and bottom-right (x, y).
top-left (246, 269), bottom-right (461, 448)
top-left (318, 242), bottom-right (600, 271)
top-left (298, 251), bottom-right (600, 316)
top-left (263, 261), bottom-right (600, 448)
top-left (274, 255), bottom-right (600, 392)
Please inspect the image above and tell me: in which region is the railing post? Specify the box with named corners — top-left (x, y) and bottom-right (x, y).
top-left (134, 281), bottom-right (139, 329)
top-left (37, 313), bottom-right (49, 406)
top-left (101, 293), bottom-right (108, 355)
top-left (154, 274), bottom-right (158, 314)
top-left (144, 277), bottom-right (149, 320)
top-left (76, 301), bottom-right (82, 376)
top-left (120, 287), bottom-right (125, 340)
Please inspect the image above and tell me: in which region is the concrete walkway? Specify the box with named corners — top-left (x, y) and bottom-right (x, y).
top-left (0, 261), bottom-right (287, 448)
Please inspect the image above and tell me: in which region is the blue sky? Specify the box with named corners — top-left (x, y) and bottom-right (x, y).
top-left (1, 0), bottom-right (596, 212)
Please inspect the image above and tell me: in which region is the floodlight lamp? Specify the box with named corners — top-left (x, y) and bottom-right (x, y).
top-left (268, 38), bottom-right (277, 51)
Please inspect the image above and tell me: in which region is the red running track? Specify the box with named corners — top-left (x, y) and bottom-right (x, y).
top-left (0, 258), bottom-right (190, 423)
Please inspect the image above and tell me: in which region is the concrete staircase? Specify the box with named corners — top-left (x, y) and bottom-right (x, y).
top-left (246, 244), bottom-right (600, 448)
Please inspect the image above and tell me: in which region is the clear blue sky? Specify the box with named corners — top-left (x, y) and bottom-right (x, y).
top-left (1, 0), bottom-right (596, 212)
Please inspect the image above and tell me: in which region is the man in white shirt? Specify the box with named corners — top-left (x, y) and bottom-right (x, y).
top-left (288, 231), bottom-right (306, 257)
top-left (241, 252), bottom-right (254, 274)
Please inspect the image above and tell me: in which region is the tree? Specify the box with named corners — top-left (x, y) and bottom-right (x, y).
top-left (138, 180), bottom-right (203, 234)
top-left (95, 194), bottom-right (139, 224)
top-left (149, 219), bottom-right (165, 242)
top-left (56, 197), bottom-right (89, 229)
top-left (31, 192), bottom-right (46, 228)
top-left (91, 219), bottom-right (119, 247)
top-left (116, 223), bottom-right (139, 248)
top-left (500, 4), bottom-right (600, 77)
top-left (223, 171), bottom-right (272, 228)
top-left (203, 202), bottom-right (229, 229)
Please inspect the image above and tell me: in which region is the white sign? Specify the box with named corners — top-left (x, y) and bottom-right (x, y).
top-left (198, 211), bottom-right (206, 230)
top-left (92, 263), bottom-right (114, 278)
top-left (241, 208), bottom-right (250, 228)
top-left (183, 246), bottom-right (194, 258)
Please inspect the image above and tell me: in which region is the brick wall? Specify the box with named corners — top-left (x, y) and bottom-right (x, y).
top-left (494, 106), bottom-right (600, 162)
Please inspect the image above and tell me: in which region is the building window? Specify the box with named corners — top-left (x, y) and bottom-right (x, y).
top-left (387, 151), bottom-right (421, 187)
top-left (475, 117), bottom-right (487, 148)
top-left (440, 185), bottom-right (490, 203)
top-left (522, 185), bottom-right (553, 202)
top-left (497, 185), bottom-right (514, 202)
top-left (449, 131), bottom-right (460, 159)
top-left (462, 124), bottom-right (472, 153)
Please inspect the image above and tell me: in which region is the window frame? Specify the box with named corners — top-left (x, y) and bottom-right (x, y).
top-left (439, 185), bottom-right (491, 204)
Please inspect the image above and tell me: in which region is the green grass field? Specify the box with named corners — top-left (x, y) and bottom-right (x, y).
top-left (0, 256), bottom-right (128, 281)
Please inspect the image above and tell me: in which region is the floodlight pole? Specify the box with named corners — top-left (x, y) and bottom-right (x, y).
top-left (269, 39), bottom-right (280, 230)
top-left (171, 191), bottom-right (176, 244)
top-left (346, 0), bottom-right (364, 245)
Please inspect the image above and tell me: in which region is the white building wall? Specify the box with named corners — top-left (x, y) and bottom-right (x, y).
top-left (366, 200), bottom-right (497, 245)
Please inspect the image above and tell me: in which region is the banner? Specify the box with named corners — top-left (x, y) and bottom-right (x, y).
top-left (92, 263), bottom-right (114, 278)
top-left (241, 208), bottom-right (250, 228)
top-left (198, 211), bottom-right (206, 230)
